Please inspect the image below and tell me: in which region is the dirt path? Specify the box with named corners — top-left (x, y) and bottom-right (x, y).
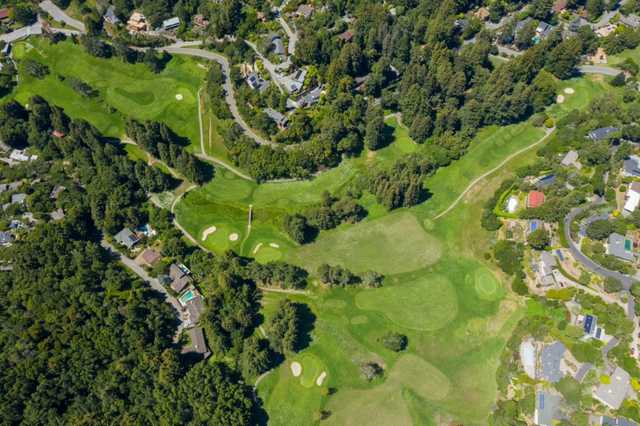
top-left (433, 127), bottom-right (555, 221)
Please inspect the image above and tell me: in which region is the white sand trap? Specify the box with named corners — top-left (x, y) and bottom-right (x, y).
top-left (291, 361), bottom-right (302, 377)
top-left (556, 95), bottom-right (565, 104)
top-left (201, 225), bottom-right (217, 240)
top-left (269, 243), bottom-right (280, 248)
top-left (229, 233), bottom-right (239, 241)
top-left (253, 242), bottom-right (263, 254)
top-left (564, 88), bottom-right (575, 94)
top-left (175, 94), bottom-right (184, 101)
top-left (316, 371), bottom-right (327, 386)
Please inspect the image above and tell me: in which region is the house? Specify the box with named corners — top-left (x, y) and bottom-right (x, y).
top-left (536, 21), bottom-right (553, 39)
top-left (540, 341), bottom-right (565, 383)
top-left (623, 155), bottom-right (640, 178)
top-left (598, 415), bottom-right (638, 426)
top-left (52, 130), bottom-right (65, 138)
top-left (294, 4), bottom-right (314, 19)
top-left (473, 7), bottom-right (490, 21)
top-left (588, 127), bottom-right (619, 141)
top-left (607, 233), bottom-right (634, 262)
top-left (49, 185), bottom-right (65, 200)
top-left (568, 17), bottom-right (590, 32)
top-left (50, 208), bottom-right (65, 221)
top-left (552, 0), bottom-right (568, 14)
top-left (135, 223), bottom-right (156, 238)
top-left (297, 86), bottom-right (322, 108)
top-left (114, 227), bottom-right (140, 249)
top-left (271, 35), bottom-right (285, 57)
top-left (595, 24), bottom-right (617, 38)
top-left (535, 174), bottom-right (556, 190)
top-left (527, 191), bottom-right (545, 208)
top-left (0, 8), bottom-right (10, 23)
top-left (127, 11), bottom-right (148, 33)
top-left (593, 366), bottom-right (631, 410)
top-left (338, 30), bottom-right (353, 42)
top-left (538, 251), bottom-right (557, 287)
top-left (587, 47), bottom-right (608, 64)
top-left (264, 108), bottom-right (288, 130)
top-left (246, 73), bottom-right (269, 92)
top-left (181, 327), bottom-right (211, 358)
top-left (506, 195), bottom-right (519, 213)
top-left (103, 5), bottom-right (120, 25)
top-left (581, 313), bottom-right (607, 340)
top-left (169, 263), bottom-right (192, 293)
top-left (515, 18), bottom-right (534, 36)
top-left (561, 150), bottom-right (580, 168)
top-left (192, 14), bottom-right (209, 29)
top-left (11, 193), bottom-right (26, 205)
top-left (534, 390), bottom-right (563, 426)
top-left (624, 182), bottom-right (640, 214)
top-left (10, 149), bottom-right (37, 162)
top-left (137, 248), bottom-right (161, 267)
top-left (179, 288), bottom-right (204, 326)
top-left (0, 231), bottom-right (13, 246)
top-left (161, 17), bottom-right (180, 31)
top-left (519, 339), bottom-right (537, 379)
top-left (620, 15), bottom-right (640, 29)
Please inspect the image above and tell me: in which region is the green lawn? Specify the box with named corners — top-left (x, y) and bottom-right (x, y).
top-left (12, 38), bottom-right (206, 147)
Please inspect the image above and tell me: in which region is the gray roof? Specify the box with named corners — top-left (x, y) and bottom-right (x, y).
top-left (601, 416), bottom-right (638, 426)
top-left (540, 251), bottom-right (557, 271)
top-left (607, 233), bottom-right (634, 262)
top-left (169, 263), bottom-right (191, 293)
top-left (535, 391), bottom-right (562, 426)
top-left (624, 156), bottom-right (640, 177)
top-left (574, 363), bottom-right (593, 383)
top-left (104, 5), bottom-right (119, 24)
top-left (185, 295), bottom-right (204, 325)
top-left (536, 21), bottom-right (553, 37)
top-left (541, 341), bottom-right (565, 383)
top-left (299, 86), bottom-right (322, 107)
top-left (515, 17), bottom-right (533, 34)
top-left (182, 327), bottom-right (211, 358)
top-left (593, 367), bottom-right (631, 409)
top-left (620, 15), bottom-right (640, 29)
top-left (561, 150), bottom-right (579, 166)
top-left (162, 17), bottom-right (180, 30)
top-left (588, 127), bottom-right (620, 141)
top-left (271, 36), bottom-right (285, 56)
top-left (264, 108), bottom-right (288, 125)
top-left (114, 227), bottom-right (139, 249)
top-left (11, 193), bottom-right (26, 204)
top-left (0, 231), bottom-right (13, 245)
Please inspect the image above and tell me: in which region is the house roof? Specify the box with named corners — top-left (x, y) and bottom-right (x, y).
top-left (534, 391), bottom-right (562, 426)
top-left (185, 295), bottom-right (204, 325)
top-left (182, 327), bottom-right (211, 358)
top-left (561, 150), bottom-right (579, 166)
top-left (11, 193), bottom-right (26, 204)
top-left (264, 108), bottom-right (287, 124)
top-left (625, 184), bottom-right (640, 212)
top-left (296, 4), bottom-right (314, 18)
top-left (140, 248), bottom-right (161, 265)
top-left (540, 251), bottom-right (557, 271)
top-left (271, 36), bottom-right (285, 55)
top-left (541, 341), bottom-right (565, 383)
top-left (620, 15), bottom-right (640, 29)
top-left (593, 366), bottom-right (631, 409)
top-left (169, 263), bottom-right (192, 292)
top-left (527, 191), bottom-right (545, 208)
top-left (0, 8), bottom-right (10, 20)
top-left (162, 17), bottom-right (180, 29)
top-left (624, 156), bottom-right (640, 177)
top-left (0, 231), bottom-right (13, 245)
top-left (601, 416), bottom-right (638, 426)
top-left (104, 5), bottom-right (119, 24)
top-left (552, 0), bottom-right (568, 13)
top-left (588, 127), bottom-right (620, 141)
top-left (536, 174), bottom-right (556, 189)
top-left (114, 227), bottom-right (139, 249)
top-left (607, 233), bottom-right (634, 262)
top-left (338, 30), bottom-right (353, 41)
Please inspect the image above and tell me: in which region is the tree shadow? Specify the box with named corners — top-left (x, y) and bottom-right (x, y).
top-left (294, 302), bottom-right (316, 352)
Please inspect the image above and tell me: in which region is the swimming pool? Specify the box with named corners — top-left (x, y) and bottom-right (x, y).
top-left (180, 290), bottom-right (195, 304)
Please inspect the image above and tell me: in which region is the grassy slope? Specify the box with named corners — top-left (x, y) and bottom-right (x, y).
top-left (12, 38), bottom-right (205, 147)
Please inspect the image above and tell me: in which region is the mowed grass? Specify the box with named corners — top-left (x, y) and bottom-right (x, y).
top-left (12, 38), bottom-right (205, 146)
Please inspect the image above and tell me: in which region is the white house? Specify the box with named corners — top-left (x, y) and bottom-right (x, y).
top-left (624, 182), bottom-right (640, 215)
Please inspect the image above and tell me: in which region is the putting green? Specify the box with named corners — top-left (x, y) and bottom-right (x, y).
top-left (355, 274), bottom-right (458, 331)
top-left (288, 212), bottom-right (442, 275)
top-left (472, 268), bottom-right (503, 301)
top-left (298, 353), bottom-right (324, 388)
top-left (255, 246), bottom-right (283, 263)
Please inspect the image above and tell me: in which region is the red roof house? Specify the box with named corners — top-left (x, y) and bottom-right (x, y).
top-left (527, 191), bottom-right (545, 208)
top-left (552, 0), bottom-right (568, 14)
top-left (0, 8), bottom-right (10, 21)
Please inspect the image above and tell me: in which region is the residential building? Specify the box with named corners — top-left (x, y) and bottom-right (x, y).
top-left (588, 127), bottom-right (619, 141)
top-left (598, 415), bottom-right (638, 425)
top-left (11, 193), bottom-right (26, 205)
top-left (519, 338), bottom-right (537, 379)
top-left (10, 149), bottom-right (37, 162)
top-left (540, 341), bottom-right (565, 383)
top-left (179, 288), bottom-right (204, 327)
top-left (527, 191), bottom-right (545, 208)
top-left (0, 8), bottom-right (10, 23)
top-left (294, 4), bottom-right (314, 19)
top-left (246, 73), bottom-right (269, 92)
top-left (624, 182), bottom-right (640, 214)
top-left (619, 15), bottom-right (640, 29)
top-left (587, 47), bottom-right (608, 64)
top-left (536, 21), bottom-right (553, 39)
top-left (595, 24), bottom-right (617, 38)
top-left (182, 327), bottom-right (211, 358)
top-left (561, 150), bottom-right (581, 168)
top-left (114, 227), bottom-right (140, 249)
top-left (169, 263), bottom-right (192, 293)
top-left (552, 0), bottom-right (568, 13)
top-left (50, 208), bottom-right (65, 221)
top-left (582, 314), bottom-right (605, 340)
top-left (297, 86), bottom-right (322, 108)
top-left (534, 390), bottom-right (563, 426)
top-left (593, 366), bottom-right (631, 410)
top-left (338, 30), bottom-right (353, 42)
top-left (264, 108), bottom-right (288, 130)
top-left (607, 233), bottom-right (634, 262)
top-left (529, 219), bottom-right (544, 235)
top-left (473, 7), bottom-right (490, 21)
top-left (623, 155), bottom-right (640, 178)
top-left (103, 5), bottom-right (120, 25)
top-left (161, 17), bottom-right (180, 31)
top-left (137, 248), bottom-right (161, 267)
top-left (49, 185), bottom-right (65, 200)
top-left (515, 17), bottom-right (534, 36)
top-left (0, 231), bottom-right (13, 246)
top-left (535, 174), bottom-right (556, 190)
top-left (271, 35), bottom-right (285, 57)
top-left (568, 17), bottom-right (590, 32)
top-left (192, 14), bottom-right (209, 29)
top-left (127, 11), bottom-right (148, 33)
top-left (537, 251), bottom-right (557, 287)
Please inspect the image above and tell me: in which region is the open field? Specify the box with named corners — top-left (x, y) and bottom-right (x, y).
top-left (12, 38), bottom-right (205, 147)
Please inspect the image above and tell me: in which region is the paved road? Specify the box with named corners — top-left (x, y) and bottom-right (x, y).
top-left (434, 127), bottom-right (555, 220)
top-left (244, 40), bottom-right (287, 93)
top-left (161, 47), bottom-right (276, 147)
top-left (100, 239), bottom-right (187, 341)
top-left (579, 65), bottom-right (620, 77)
top-left (39, 0), bottom-right (86, 32)
top-left (277, 16), bottom-right (297, 56)
top-left (563, 204), bottom-right (635, 289)
top-left (0, 22), bottom-right (42, 43)
top-left (496, 45), bottom-right (523, 57)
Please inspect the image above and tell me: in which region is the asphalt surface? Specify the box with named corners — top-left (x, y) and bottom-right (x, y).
top-left (563, 204), bottom-right (635, 289)
top-left (578, 65), bottom-right (621, 77)
top-left (39, 0), bottom-right (86, 32)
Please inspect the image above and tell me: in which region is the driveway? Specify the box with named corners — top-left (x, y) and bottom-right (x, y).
top-left (0, 22), bottom-right (42, 43)
top-left (39, 0), bottom-right (85, 32)
top-left (579, 65), bottom-right (620, 76)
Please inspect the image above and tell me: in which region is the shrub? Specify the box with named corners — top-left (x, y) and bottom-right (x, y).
top-left (380, 332), bottom-right (408, 352)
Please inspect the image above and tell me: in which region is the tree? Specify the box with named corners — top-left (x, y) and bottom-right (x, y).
top-left (587, 0), bottom-right (605, 18)
top-left (364, 103), bottom-right (386, 150)
top-left (527, 229), bottom-right (550, 250)
top-left (283, 213), bottom-right (314, 244)
top-left (360, 362), bottom-right (383, 381)
top-left (267, 300), bottom-right (309, 353)
top-left (604, 277), bottom-right (623, 293)
top-left (240, 336), bottom-right (273, 377)
top-left (611, 72), bottom-right (627, 87)
top-left (586, 219), bottom-right (615, 240)
top-left (494, 240), bottom-right (525, 275)
top-left (380, 332), bottom-right (408, 352)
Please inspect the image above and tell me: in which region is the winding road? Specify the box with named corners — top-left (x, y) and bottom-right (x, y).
top-left (39, 0), bottom-right (85, 32)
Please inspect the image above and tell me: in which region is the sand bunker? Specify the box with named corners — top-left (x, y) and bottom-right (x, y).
top-left (269, 243), bottom-right (280, 248)
top-left (556, 95), bottom-right (565, 104)
top-left (316, 371), bottom-right (327, 386)
top-left (201, 225), bottom-right (217, 240)
top-left (564, 87), bottom-right (575, 94)
top-left (253, 242), bottom-right (263, 254)
top-left (175, 94), bottom-right (184, 101)
top-left (229, 233), bottom-right (239, 241)
top-left (291, 361), bottom-right (302, 377)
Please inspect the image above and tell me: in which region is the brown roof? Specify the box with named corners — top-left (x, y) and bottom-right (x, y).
top-left (0, 9), bottom-right (9, 20)
top-left (552, 0), bottom-right (568, 13)
top-left (186, 296), bottom-right (204, 324)
top-left (338, 30), bottom-right (353, 41)
top-left (140, 248), bottom-right (161, 266)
